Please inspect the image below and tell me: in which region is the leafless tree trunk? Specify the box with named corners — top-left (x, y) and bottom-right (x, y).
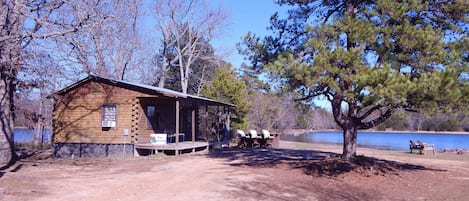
top-left (153, 33), bottom-right (177, 88)
top-left (194, 57), bottom-right (222, 96)
top-left (196, 64), bottom-right (208, 96)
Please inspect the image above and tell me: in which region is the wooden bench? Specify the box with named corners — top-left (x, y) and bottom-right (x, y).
top-left (417, 140), bottom-right (435, 155)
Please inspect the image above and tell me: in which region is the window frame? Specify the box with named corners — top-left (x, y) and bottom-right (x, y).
top-left (101, 104), bottom-right (118, 128)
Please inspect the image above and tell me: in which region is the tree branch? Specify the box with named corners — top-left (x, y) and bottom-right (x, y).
top-left (323, 2), bottom-right (346, 24)
top-left (332, 94), bottom-right (346, 127)
top-left (359, 108), bottom-right (392, 129)
top-left (358, 105), bottom-right (382, 121)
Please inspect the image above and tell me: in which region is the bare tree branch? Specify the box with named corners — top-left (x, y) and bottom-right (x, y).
top-left (151, 0), bottom-right (228, 94)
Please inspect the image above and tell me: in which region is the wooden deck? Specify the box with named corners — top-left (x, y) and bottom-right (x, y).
top-left (135, 141), bottom-right (209, 156)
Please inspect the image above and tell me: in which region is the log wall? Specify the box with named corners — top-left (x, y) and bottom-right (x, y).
top-left (53, 81), bottom-right (154, 144)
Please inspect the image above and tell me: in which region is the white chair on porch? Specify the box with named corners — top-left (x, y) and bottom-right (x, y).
top-left (237, 129), bottom-right (248, 148)
top-left (237, 129), bottom-right (246, 138)
top-left (249, 130), bottom-right (258, 138)
top-left (248, 130), bottom-right (260, 147)
top-left (261, 129), bottom-right (273, 148)
top-left (261, 129), bottom-right (271, 139)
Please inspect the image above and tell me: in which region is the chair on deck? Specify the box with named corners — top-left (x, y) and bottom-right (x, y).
top-left (248, 130), bottom-right (259, 147)
top-left (417, 140), bottom-right (436, 155)
top-left (236, 129), bottom-right (248, 148)
top-left (260, 129), bottom-right (273, 148)
top-left (409, 140), bottom-right (423, 154)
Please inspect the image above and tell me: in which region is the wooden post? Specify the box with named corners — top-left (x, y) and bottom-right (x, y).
top-left (216, 106), bottom-right (220, 143)
top-left (205, 104), bottom-right (208, 141)
top-left (175, 99), bottom-right (180, 156)
top-left (226, 107), bottom-right (231, 139)
top-left (195, 107), bottom-right (199, 142)
top-left (192, 109), bottom-right (195, 144)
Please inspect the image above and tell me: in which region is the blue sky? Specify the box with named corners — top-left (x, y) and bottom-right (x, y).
top-left (211, 0), bottom-right (289, 68)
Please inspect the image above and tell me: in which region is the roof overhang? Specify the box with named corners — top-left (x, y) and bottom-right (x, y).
top-left (51, 75), bottom-right (236, 107)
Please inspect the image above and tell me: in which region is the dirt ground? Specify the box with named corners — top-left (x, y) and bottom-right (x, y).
top-left (1, 141), bottom-right (469, 201)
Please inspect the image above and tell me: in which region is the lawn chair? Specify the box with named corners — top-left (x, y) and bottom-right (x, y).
top-left (417, 140), bottom-right (436, 155)
top-left (236, 129), bottom-right (248, 148)
top-left (260, 129), bottom-right (273, 148)
top-left (409, 140), bottom-right (423, 154)
top-left (248, 130), bottom-right (259, 148)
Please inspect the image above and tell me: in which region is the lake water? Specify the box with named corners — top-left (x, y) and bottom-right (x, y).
top-left (281, 131), bottom-right (469, 151)
top-left (14, 128), bottom-right (52, 143)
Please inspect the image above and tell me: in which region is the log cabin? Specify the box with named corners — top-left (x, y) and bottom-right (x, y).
top-left (51, 75), bottom-right (234, 157)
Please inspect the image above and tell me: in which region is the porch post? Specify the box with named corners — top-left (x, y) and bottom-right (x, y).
top-left (175, 99), bottom-right (180, 156)
top-left (205, 104), bottom-right (208, 142)
top-left (191, 108), bottom-right (196, 153)
top-left (225, 107), bottom-right (231, 134)
top-left (191, 109), bottom-right (195, 144)
top-left (216, 106), bottom-right (220, 143)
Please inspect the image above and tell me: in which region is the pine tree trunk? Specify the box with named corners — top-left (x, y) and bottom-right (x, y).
top-left (342, 125), bottom-right (358, 160)
top-left (0, 74), bottom-right (18, 165)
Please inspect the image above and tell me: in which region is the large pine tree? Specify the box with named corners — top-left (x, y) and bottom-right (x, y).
top-left (240, 0), bottom-right (469, 160)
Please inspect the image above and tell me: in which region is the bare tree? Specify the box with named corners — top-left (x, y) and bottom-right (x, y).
top-left (0, 0), bottom-right (109, 166)
top-left (17, 0), bottom-right (141, 152)
top-left (17, 50), bottom-right (60, 147)
top-left (407, 112), bottom-right (425, 131)
top-left (247, 93), bottom-right (297, 132)
top-left (51, 0), bottom-right (141, 80)
top-left (155, 37), bottom-right (222, 95)
top-left (151, 0), bottom-right (228, 94)
top-left (310, 108), bottom-right (336, 130)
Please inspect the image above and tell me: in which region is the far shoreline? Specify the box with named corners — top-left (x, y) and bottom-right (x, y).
top-left (279, 140), bottom-right (469, 158)
top-left (285, 129), bottom-right (469, 136)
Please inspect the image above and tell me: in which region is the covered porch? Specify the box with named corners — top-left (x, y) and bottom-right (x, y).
top-left (133, 95), bottom-right (234, 156)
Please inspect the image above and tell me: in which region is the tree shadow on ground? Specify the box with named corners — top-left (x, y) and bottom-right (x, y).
top-left (223, 177), bottom-right (381, 201)
top-left (208, 147), bottom-right (446, 177)
top-left (0, 149), bottom-right (41, 170)
top-left (0, 149), bottom-right (53, 179)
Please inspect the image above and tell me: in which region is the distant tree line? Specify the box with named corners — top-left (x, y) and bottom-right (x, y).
top-left (376, 112), bottom-right (469, 132)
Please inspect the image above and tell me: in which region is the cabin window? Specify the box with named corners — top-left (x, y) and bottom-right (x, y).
top-left (102, 104), bottom-right (117, 128)
top-left (147, 105), bottom-right (160, 130)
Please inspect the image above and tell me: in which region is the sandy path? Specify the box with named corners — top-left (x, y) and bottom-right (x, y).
top-left (17, 156), bottom-right (261, 201)
top-left (2, 154), bottom-right (319, 201)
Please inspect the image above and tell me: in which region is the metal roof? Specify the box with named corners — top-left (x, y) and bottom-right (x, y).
top-left (54, 75), bottom-right (236, 107)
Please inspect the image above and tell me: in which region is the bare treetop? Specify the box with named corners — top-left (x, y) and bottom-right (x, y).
top-left (150, 0), bottom-right (228, 94)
